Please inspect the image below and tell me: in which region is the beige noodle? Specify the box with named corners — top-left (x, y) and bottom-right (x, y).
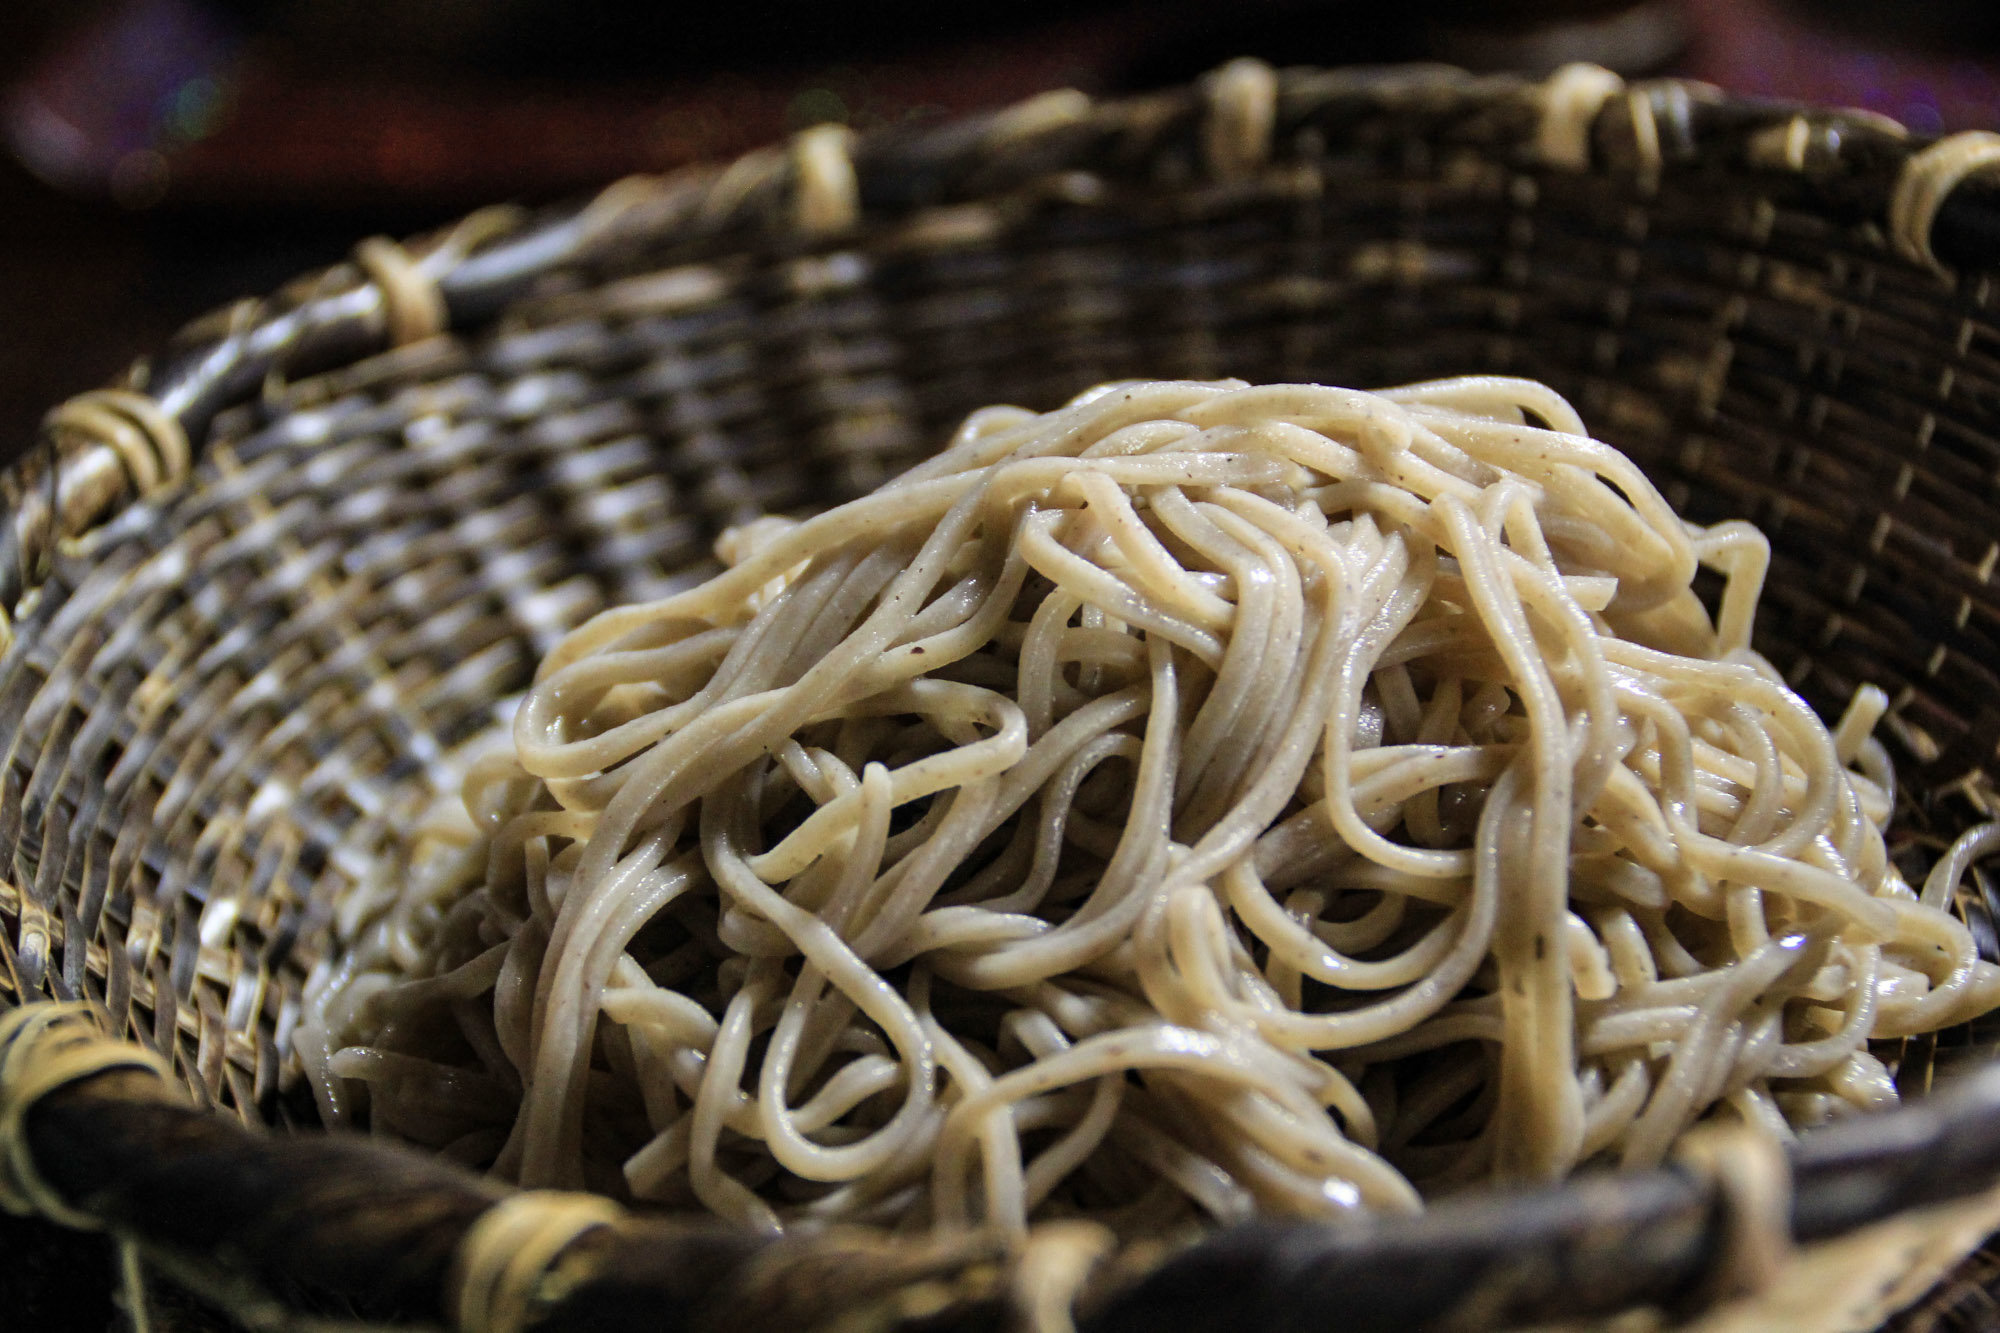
top-left (299, 377), bottom-right (2000, 1237)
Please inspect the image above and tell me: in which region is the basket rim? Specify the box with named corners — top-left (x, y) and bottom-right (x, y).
top-left (6, 58), bottom-right (1996, 641)
top-left (5, 57), bottom-right (2000, 1333)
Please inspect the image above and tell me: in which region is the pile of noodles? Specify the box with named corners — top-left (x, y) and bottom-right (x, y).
top-left (299, 377), bottom-right (2000, 1237)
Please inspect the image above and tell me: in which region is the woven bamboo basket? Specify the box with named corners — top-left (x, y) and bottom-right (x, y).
top-left (12, 58), bottom-right (2000, 1333)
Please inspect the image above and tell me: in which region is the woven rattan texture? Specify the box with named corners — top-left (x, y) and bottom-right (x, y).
top-left (3, 66), bottom-right (1999, 1125)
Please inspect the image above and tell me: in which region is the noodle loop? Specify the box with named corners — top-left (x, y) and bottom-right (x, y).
top-left (303, 378), bottom-right (2000, 1235)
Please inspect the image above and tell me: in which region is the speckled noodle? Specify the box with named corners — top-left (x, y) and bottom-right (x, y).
top-left (15, 58), bottom-right (2000, 1333)
top-left (301, 375), bottom-right (2000, 1237)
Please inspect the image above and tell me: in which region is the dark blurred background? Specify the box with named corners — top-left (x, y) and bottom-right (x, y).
top-left (3, 0), bottom-right (2000, 460)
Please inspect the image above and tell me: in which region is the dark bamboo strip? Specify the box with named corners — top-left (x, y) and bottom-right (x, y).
top-left (17, 1031), bottom-right (2000, 1332)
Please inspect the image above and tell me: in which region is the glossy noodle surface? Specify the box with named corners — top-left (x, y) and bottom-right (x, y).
top-left (301, 377), bottom-right (2000, 1236)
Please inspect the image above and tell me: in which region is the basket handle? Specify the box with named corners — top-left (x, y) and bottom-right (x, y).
top-left (0, 1003), bottom-right (1020, 1333)
top-left (0, 203), bottom-right (545, 650)
top-left (9, 1000), bottom-right (2000, 1332)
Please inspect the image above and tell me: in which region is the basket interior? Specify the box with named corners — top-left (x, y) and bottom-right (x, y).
top-left (5, 73), bottom-right (2000, 1121)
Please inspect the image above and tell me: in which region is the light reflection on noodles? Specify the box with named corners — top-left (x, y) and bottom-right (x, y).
top-left (299, 377), bottom-right (2000, 1237)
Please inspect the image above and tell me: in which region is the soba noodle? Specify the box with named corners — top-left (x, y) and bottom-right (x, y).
top-left (299, 376), bottom-right (2000, 1237)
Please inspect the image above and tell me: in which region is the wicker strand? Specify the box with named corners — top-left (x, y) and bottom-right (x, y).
top-left (43, 388), bottom-right (191, 500)
top-left (1889, 131), bottom-right (2000, 272)
top-left (791, 124), bottom-right (861, 237)
top-left (434, 203), bottom-right (532, 266)
top-left (1675, 1121), bottom-right (1795, 1303)
top-left (574, 171), bottom-right (681, 250)
top-left (451, 1190), bottom-right (627, 1333)
top-left (1624, 85), bottom-right (1666, 191)
top-left (1202, 58), bottom-right (1278, 181)
top-left (116, 1236), bottom-right (155, 1333)
top-left (986, 88), bottom-right (1093, 146)
top-left (701, 144), bottom-right (788, 230)
top-left (1537, 63), bottom-right (1625, 172)
top-left (0, 1003), bottom-right (177, 1231)
top-left (355, 235), bottom-right (450, 347)
top-left (1748, 115), bottom-right (1814, 173)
